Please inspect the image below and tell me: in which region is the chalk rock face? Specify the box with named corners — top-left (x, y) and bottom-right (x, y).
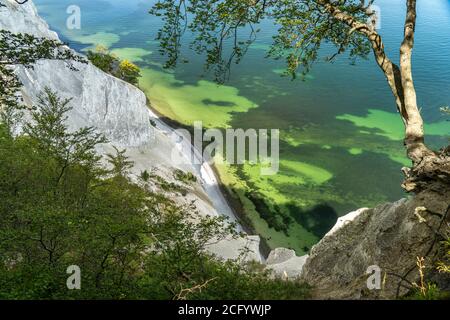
top-left (301, 190), bottom-right (450, 299)
top-left (0, 0), bottom-right (58, 40)
top-left (2, 0), bottom-right (152, 147)
top-left (0, 0), bottom-right (263, 263)
top-left (207, 236), bottom-right (262, 262)
top-left (16, 61), bottom-right (155, 147)
top-left (266, 248), bottom-right (308, 279)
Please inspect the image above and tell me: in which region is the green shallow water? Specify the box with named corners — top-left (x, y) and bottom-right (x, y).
top-left (35, 0), bottom-right (450, 254)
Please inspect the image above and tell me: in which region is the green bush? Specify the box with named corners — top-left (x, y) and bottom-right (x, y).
top-left (86, 46), bottom-right (141, 86)
top-left (115, 60), bottom-right (141, 85)
top-left (0, 89), bottom-right (310, 300)
top-left (174, 169), bottom-right (197, 184)
top-left (86, 45), bottom-right (118, 73)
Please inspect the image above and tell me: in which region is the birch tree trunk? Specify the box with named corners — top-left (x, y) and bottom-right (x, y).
top-left (320, 0), bottom-right (450, 193)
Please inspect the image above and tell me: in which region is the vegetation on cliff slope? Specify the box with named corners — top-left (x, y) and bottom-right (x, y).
top-left (87, 46), bottom-right (141, 86)
top-left (0, 87), bottom-right (310, 299)
top-left (0, 23), bottom-right (310, 299)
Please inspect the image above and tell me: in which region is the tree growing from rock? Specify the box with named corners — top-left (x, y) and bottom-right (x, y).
top-left (150, 0), bottom-right (450, 193)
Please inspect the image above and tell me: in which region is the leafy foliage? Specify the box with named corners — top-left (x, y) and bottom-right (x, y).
top-left (437, 219), bottom-right (450, 276)
top-left (404, 221), bottom-right (450, 300)
top-left (0, 89), bottom-right (310, 299)
top-left (86, 46), bottom-right (141, 85)
top-left (116, 60), bottom-right (141, 85)
top-left (149, 0), bottom-right (375, 82)
top-left (173, 169), bottom-right (197, 184)
top-left (86, 45), bottom-right (118, 73)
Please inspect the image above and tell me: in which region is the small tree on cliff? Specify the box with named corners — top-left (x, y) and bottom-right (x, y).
top-left (150, 0), bottom-right (450, 193)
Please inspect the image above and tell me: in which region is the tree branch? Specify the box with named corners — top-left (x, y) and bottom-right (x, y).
top-left (317, 0), bottom-right (434, 164)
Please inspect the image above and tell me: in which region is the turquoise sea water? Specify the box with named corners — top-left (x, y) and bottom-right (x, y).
top-left (34, 0), bottom-right (450, 253)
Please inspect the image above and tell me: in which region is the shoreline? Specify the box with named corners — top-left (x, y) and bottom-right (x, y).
top-left (144, 98), bottom-right (245, 221)
top-left (144, 98), bottom-right (271, 257)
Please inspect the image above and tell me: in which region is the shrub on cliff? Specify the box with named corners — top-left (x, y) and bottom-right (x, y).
top-left (0, 89), bottom-right (309, 300)
top-left (86, 45), bottom-right (118, 73)
top-left (86, 46), bottom-right (141, 86)
top-left (115, 60), bottom-right (141, 86)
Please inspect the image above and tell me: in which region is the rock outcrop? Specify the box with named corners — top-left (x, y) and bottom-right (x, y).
top-left (301, 190), bottom-right (450, 299)
top-left (0, 0), bottom-right (58, 40)
top-left (266, 248), bottom-right (308, 279)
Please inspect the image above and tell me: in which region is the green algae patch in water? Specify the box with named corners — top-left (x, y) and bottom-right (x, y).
top-left (348, 148), bottom-right (363, 155)
top-left (139, 68), bottom-right (258, 128)
top-left (110, 47), bottom-right (152, 63)
top-left (241, 160), bottom-right (333, 205)
top-left (281, 160), bottom-right (333, 185)
top-left (215, 162), bottom-right (321, 255)
top-left (243, 160), bottom-right (334, 209)
top-left (281, 120), bottom-right (408, 169)
top-left (225, 160), bottom-right (335, 253)
top-left (336, 109), bottom-right (449, 165)
top-left (337, 109), bottom-right (450, 141)
top-left (337, 109), bottom-right (405, 141)
top-left (70, 32), bottom-right (121, 50)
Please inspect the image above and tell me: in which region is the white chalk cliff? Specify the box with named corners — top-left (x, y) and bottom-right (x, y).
top-left (0, 0), bottom-right (266, 263)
